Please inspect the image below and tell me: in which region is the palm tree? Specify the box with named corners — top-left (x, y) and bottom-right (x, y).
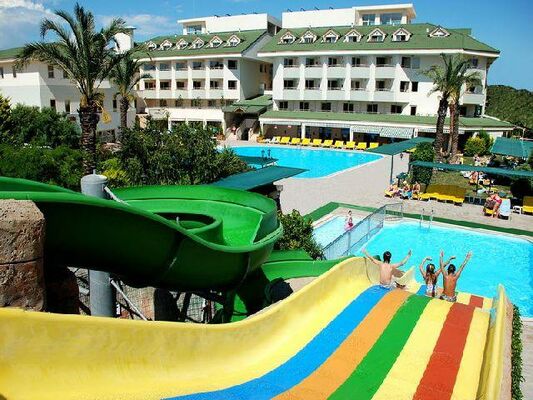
top-left (109, 50), bottom-right (150, 138)
top-left (16, 3), bottom-right (128, 174)
top-left (448, 65), bottom-right (482, 161)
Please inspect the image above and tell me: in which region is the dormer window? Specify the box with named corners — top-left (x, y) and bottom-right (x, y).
top-left (300, 30), bottom-right (317, 44)
top-left (160, 40), bottom-right (173, 50)
top-left (208, 36), bottom-right (223, 48)
top-left (176, 39), bottom-right (188, 49)
top-left (392, 28), bottom-right (411, 42)
top-left (344, 29), bottom-right (362, 43)
top-left (367, 28), bottom-right (386, 43)
top-left (146, 41), bottom-right (157, 51)
top-left (429, 27), bottom-right (450, 38)
top-left (227, 35), bottom-right (241, 47)
top-left (279, 31), bottom-right (296, 45)
top-left (191, 38), bottom-right (204, 49)
top-left (322, 29), bottom-right (340, 44)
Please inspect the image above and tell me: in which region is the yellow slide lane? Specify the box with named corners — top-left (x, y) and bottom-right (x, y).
top-left (0, 258), bottom-right (373, 400)
top-left (372, 299), bottom-right (452, 399)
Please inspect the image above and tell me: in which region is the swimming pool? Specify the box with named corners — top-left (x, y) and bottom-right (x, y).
top-left (229, 146), bottom-right (382, 178)
top-left (313, 215), bottom-right (361, 248)
top-left (315, 216), bottom-right (533, 316)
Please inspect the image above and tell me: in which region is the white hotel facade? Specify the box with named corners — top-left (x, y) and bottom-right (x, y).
top-left (0, 3), bottom-right (513, 141)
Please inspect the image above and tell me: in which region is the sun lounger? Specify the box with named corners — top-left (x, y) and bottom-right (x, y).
top-left (345, 141), bottom-right (356, 150)
top-left (290, 137), bottom-right (301, 145)
top-left (419, 184), bottom-right (465, 205)
top-left (301, 138), bottom-right (311, 146)
top-left (279, 136), bottom-right (290, 144)
top-left (334, 140), bottom-right (344, 149)
top-left (356, 142), bottom-right (367, 150)
top-left (322, 140), bottom-right (333, 148)
top-left (311, 139), bottom-right (322, 147)
top-left (269, 136), bottom-right (280, 144)
top-left (522, 196), bottom-right (533, 214)
top-left (368, 142), bottom-right (379, 149)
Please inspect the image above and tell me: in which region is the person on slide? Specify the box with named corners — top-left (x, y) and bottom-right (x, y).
top-left (418, 256), bottom-right (441, 297)
top-left (362, 249), bottom-right (412, 289)
top-left (439, 250), bottom-right (473, 302)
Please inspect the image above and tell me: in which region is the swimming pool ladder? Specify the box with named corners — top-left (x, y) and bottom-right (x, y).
top-left (419, 208), bottom-right (434, 229)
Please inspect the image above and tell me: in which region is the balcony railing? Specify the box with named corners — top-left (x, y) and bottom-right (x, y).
top-left (351, 87), bottom-right (366, 91)
top-left (284, 64), bottom-right (299, 68)
top-left (209, 65), bottom-right (224, 70)
top-left (284, 86), bottom-right (298, 90)
top-left (375, 88), bottom-right (392, 91)
top-left (327, 64), bottom-right (341, 68)
top-left (352, 64), bottom-right (369, 68)
top-left (327, 86), bottom-right (343, 90)
top-left (305, 63), bottom-right (321, 67)
top-left (192, 66), bottom-right (204, 70)
top-left (376, 63), bottom-right (394, 67)
top-left (305, 86), bottom-right (320, 90)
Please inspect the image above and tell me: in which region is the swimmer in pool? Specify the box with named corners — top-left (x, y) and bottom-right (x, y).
top-left (418, 256), bottom-right (441, 297)
top-left (362, 248), bottom-right (412, 289)
top-left (439, 250), bottom-right (473, 302)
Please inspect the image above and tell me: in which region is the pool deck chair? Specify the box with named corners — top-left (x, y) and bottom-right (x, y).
top-left (334, 140), bottom-right (344, 149)
top-left (311, 139), bottom-right (322, 147)
top-left (322, 140), bottom-right (333, 148)
top-left (270, 136), bottom-right (280, 144)
top-left (290, 137), bottom-right (301, 145)
top-left (369, 142), bottom-right (379, 149)
top-left (345, 141), bottom-right (356, 150)
top-left (301, 138), bottom-right (311, 146)
top-left (280, 136), bottom-right (290, 145)
top-left (486, 198), bottom-right (511, 218)
top-left (356, 142), bottom-right (367, 150)
top-left (523, 196), bottom-right (533, 214)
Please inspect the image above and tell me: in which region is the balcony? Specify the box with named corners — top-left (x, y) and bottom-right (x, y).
top-left (141, 89), bottom-right (158, 99)
top-left (374, 65), bottom-right (397, 79)
top-left (209, 68), bottom-right (224, 79)
top-left (350, 66), bottom-right (370, 79)
top-left (462, 92), bottom-right (485, 105)
top-left (174, 89), bottom-right (188, 98)
top-left (349, 90), bottom-right (370, 101)
top-left (373, 89), bottom-right (396, 102)
top-left (282, 89), bottom-right (301, 100)
top-left (158, 70), bottom-right (172, 79)
top-left (191, 68), bottom-right (206, 79)
top-left (302, 88), bottom-right (322, 101)
top-left (326, 88), bottom-right (346, 100)
top-left (327, 66), bottom-right (346, 79)
top-left (175, 68), bottom-right (188, 78)
top-left (283, 66), bottom-right (301, 78)
top-left (303, 66), bottom-right (323, 79)
top-left (207, 89), bottom-right (224, 99)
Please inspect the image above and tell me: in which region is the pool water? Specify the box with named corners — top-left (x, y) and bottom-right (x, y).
top-left (313, 215), bottom-right (361, 247)
top-left (230, 146), bottom-right (382, 178)
top-left (315, 217), bottom-right (533, 316)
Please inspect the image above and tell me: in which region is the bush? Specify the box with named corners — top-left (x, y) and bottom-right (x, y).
top-left (512, 305), bottom-right (524, 400)
top-left (477, 130), bottom-right (494, 155)
top-left (274, 210), bottom-right (323, 260)
top-left (100, 157), bottom-right (130, 188)
top-left (464, 137), bottom-right (486, 156)
top-left (0, 144), bottom-right (83, 190)
top-left (410, 142), bottom-right (435, 185)
top-left (510, 164), bottom-right (533, 200)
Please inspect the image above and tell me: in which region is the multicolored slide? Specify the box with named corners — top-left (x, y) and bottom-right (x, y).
top-left (0, 257), bottom-right (507, 400)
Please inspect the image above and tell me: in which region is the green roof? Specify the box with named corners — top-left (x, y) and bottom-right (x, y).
top-left (410, 161), bottom-right (533, 178)
top-left (0, 47), bottom-right (23, 61)
top-left (259, 23), bottom-right (499, 54)
top-left (491, 137), bottom-right (533, 159)
top-left (212, 166), bottom-right (306, 190)
top-left (222, 95), bottom-right (272, 114)
top-left (260, 110), bottom-right (514, 129)
top-left (137, 30), bottom-right (267, 59)
top-left (367, 137), bottom-right (434, 155)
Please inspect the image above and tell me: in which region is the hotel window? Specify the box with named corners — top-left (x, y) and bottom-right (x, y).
top-left (112, 99), bottom-right (117, 111)
top-left (351, 57), bottom-right (363, 66)
top-left (159, 63), bottom-right (170, 71)
top-left (305, 58), bottom-right (318, 67)
top-left (321, 102), bottom-right (332, 112)
top-left (65, 100), bottom-right (71, 113)
top-left (323, 33), bottom-right (338, 43)
top-left (327, 57), bottom-right (339, 67)
top-left (192, 61), bottom-right (203, 70)
top-left (207, 100), bottom-right (216, 108)
top-left (278, 101), bottom-right (288, 110)
top-left (362, 14), bottom-right (376, 26)
top-left (283, 58), bottom-right (295, 67)
top-left (209, 61), bottom-right (223, 69)
top-left (144, 63), bottom-right (156, 71)
top-left (0, 67), bottom-right (3, 79)
top-left (50, 99), bottom-right (56, 110)
top-left (228, 80), bottom-right (237, 90)
top-left (227, 36), bottom-right (240, 47)
top-left (186, 25), bottom-right (202, 35)
top-left (328, 80), bottom-right (341, 90)
top-left (471, 58), bottom-right (479, 68)
top-left (412, 82), bottom-right (419, 92)
top-left (210, 80), bottom-right (220, 89)
top-left (160, 81), bottom-right (171, 90)
top-left (228, 60), bottom-right (238, 70)
top-left (400, 81), bottom-right (410, 92)
top-left (176, 62), bottom-right (187, 71)
top-left (299, 102), bottom-right (309, 111)
top-left (381, 13), bottom-right (402, 25)
top-left (351, 80), bottom-right (362, 90)
top-left (369, 33), bottom-right (384, 42)
top-left (401, 57), bottom-right (411, 68)
top-left (366, 103), bottom-right (378, 113)
top-left (305, 79), bottom-right (317, 89)
top-left (144, 81), bottom-right (156, 89)
top-left (284, 79), bottom-right (296, 89)
top-left (47, 65), bottom-right (54, 78)
top-left (176, 80), bottom-right (186, 89)
top-left (391, 105), bottom-right (403, 114)
top-left (12, 66), bottom-right (17, 78)
top-left (376, 57), bottom-right (391, 66)
top-left (411, 57), bottom-right (420, 69)
top-left (343, 103), bottom-right (355, 112)
top-left (376, 80), bottom-right (386, 90)
top-left (410, 105), bottom-right (417, 116)
top-left (192, 80), bottom-right (202, 90)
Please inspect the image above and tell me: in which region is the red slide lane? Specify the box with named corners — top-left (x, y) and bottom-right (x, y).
top-left (468, 295), bottom-right (484, 308)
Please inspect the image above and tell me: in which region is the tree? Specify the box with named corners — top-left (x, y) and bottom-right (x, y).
top-left (410, 142), bottom-right (435, 185)
top-left (109, 50), bottom-right (150, 137)
top-left (275, 210), bottom-right (323, 260)
top-left (0, 94), bottom-right (11, 137)
top-left (486, 85), bottom-right (533, 132)
top-left (16, 3), bottom-right (128, 174)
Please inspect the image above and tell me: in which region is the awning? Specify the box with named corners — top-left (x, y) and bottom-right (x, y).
top-left (491, 137), bottom-right (533, 159)
top-left (409, 161), bottom-right (533, 178)
top-left (351, 124), bottom-right (382, 134)
top-left (262, 120), bottom-right (302, 126)
top-left (380, 126), bottom-right (415, 139)
top-left (367, 137), bottom-right (434, 155)
top-left (305, 121), bottom-right (351, 129)
top-left (212, 166), bottom-right (307, 190)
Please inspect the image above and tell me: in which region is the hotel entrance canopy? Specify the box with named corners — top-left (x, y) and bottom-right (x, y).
top-left (490, 137), bottom-right (533, 159)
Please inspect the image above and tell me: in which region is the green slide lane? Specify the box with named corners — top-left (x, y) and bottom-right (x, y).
top-left (0, 177), bottom-right (282, 291)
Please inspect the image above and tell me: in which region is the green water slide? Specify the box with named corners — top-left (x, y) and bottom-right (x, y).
top-left (0, 177), bottom-right (282, 291)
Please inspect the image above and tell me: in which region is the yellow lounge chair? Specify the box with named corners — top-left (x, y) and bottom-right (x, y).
top-left (356, 142), bottom-right (367, 150)
top-left (311, 139), bottom-right (322, 147)
top-left (290, 137), bottom-right (301, 145)
top-left (345, 141), bottom-right (356, 150)
top-left (280, 136), bottom-right (290, 144)
top-left (334, 140), bottom-right (344, 149)
top-left (369, 142), bottom-right (379, 149)
top-left (522, 196), bottom-right (533, 214)
top-left (322, 140), bottom-right (333, 148)
top-left (301, 138), bottom-right (311, 146)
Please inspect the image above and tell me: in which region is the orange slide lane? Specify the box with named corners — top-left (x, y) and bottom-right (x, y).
top-left (274, 289), bottom-right (410, 400)
top-left (413, 302), bottom-right (475, 400)
top-left (468, 295), bottom-right (484, 308)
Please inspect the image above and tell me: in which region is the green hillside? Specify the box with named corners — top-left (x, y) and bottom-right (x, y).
top-left (486, 85), bottom-right (533, 131)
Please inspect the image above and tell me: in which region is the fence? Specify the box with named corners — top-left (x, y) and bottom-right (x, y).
top-left (322, 203), bottom-right (403, 260)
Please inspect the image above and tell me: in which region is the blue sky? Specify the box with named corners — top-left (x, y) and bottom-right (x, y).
top-left (0, 0), bottom-right (531, 89)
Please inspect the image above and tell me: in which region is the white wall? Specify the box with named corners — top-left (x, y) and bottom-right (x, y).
top-left (180, 14), bottom-right (280, 34)
top-left (282, 8), bottom-right (355, 29)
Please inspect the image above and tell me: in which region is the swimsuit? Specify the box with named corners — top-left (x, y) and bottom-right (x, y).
top-left (440, 294), bottom-right (457, 302)
top-left (425, 283), bottom-right (436, 297)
